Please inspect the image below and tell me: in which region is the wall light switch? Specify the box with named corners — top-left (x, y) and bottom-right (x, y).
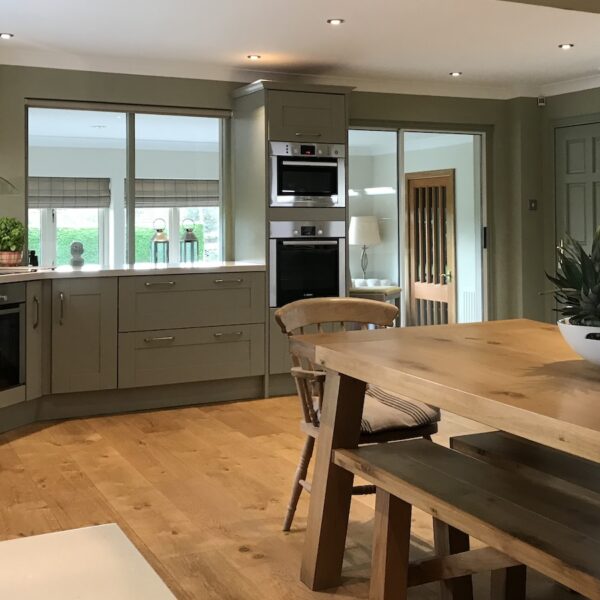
top-left (528, 199), bottom-right (538, 211)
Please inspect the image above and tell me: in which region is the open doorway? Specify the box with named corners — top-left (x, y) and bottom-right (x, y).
top-left (348, 129), bottom-right (485, 325)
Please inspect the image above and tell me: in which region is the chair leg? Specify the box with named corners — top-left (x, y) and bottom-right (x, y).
top-left (490, 565), bottom-right (526, 600)
top-left (370, 489), bottom-right (412, 600)
top-left (282, 435), bottom-right (315, 532)
top-left (433, 518), bottom-right (474, 600)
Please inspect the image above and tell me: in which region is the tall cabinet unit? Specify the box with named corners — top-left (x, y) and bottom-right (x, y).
top-left (51, 278), bottom-right (118, 394)
top-left (232, 81), bottom-right (351, 394)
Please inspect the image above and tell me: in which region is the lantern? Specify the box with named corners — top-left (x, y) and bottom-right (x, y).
top-left (180, 218), bottom-right (199, 263)
top-left (151, 218), bottom-right (169, 264)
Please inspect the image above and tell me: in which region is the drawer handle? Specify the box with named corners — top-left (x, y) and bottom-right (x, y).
top-left (213, 278), bottom-right (243, 284)
top-left (214, 331), bottom-right (243, 339)
top-left (144, 336), bottom-right (175, 343)
top-left (144, 281), bottom-right (175, 287)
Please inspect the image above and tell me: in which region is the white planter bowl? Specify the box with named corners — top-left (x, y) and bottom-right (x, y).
top-left (558, 318), bottom-right (600, 365)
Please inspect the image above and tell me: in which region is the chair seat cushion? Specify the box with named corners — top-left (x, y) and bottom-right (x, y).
top-left (360, 385), bottom-right (441, 434)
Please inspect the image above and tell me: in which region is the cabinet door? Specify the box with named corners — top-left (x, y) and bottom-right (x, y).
top-left (268, 91), bottom-right (346, 143)
top-left (52, 278), bottom-right (118, 394)
top-left (26, 281), bottom-right (43, 401)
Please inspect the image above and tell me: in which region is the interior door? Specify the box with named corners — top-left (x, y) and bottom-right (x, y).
top-left (406, 169), bottom-right (456, 325)
top-left (555, 122), bottom-right (600, 253)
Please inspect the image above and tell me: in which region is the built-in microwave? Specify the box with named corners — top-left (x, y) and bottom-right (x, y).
top-left (270, 142), bottom-right (346, 208)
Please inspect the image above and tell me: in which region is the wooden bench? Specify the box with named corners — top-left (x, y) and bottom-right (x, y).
top-left (333, 439), bottom-right (600, 600)
top-left (451, 430), bottom-right (600, 507)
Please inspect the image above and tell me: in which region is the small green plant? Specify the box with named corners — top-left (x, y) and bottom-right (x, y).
top-left (0, 217), bottom-right (25, 252)
top-left (547, 228), bottom-right (600, 326)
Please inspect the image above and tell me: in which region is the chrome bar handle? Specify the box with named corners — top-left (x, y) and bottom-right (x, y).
top-left (58, 292), bottom-right (65, 325)
top-left (33, 296), bottom-right (40, 329)
top-left (144, 281), bottom-right (175, 287)
top-left (213, 278), bottom-right (243, 284)
top-left (144, 336), bottom-right (175, 343)
top-left (213, 331), bottom-right (243, 338)
top-left (295, 132), bottom-right (322, 137)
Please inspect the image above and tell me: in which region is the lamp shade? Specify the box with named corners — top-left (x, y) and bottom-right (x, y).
top-left (348, 216), bottom-right (381, 246)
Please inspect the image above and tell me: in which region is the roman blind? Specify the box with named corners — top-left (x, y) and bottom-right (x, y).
top-left (28, 177), bottom-right (111, 209)
top-left (131, 179), bottom-right (220, 208)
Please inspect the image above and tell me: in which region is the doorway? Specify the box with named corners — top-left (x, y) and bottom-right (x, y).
top-left (348, 129), bottom-right (486, 325)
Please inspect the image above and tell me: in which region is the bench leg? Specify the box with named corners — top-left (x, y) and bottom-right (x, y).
top-left (370, 489), bottom-right (412, 600)
top-left (490, 565), bottom-right (526, 600)
top-left (433, 519), bottom-right (474, 600)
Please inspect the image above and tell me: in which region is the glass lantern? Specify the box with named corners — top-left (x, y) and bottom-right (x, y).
top-left (151, 218), bottom-right (169, 264)
top-left (180, 218), bottom-right (199, 263)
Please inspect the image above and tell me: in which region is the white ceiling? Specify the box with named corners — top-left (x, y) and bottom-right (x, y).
top-left (2, 0), bottom-right (600, 99)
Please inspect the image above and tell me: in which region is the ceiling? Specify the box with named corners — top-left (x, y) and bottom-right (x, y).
top-left (2, 0), bottom-right (600, 99)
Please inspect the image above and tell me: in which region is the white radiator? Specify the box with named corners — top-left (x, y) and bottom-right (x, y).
top-left (460, 290), bottom-right (480, 323)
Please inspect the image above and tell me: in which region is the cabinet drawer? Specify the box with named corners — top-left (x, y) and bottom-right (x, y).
top-left (267, 90), bottom-right (346, 143)
top-left (118, 272), bottom-right (265, 332)
top-left (118, 324), bottom-right (265, 388)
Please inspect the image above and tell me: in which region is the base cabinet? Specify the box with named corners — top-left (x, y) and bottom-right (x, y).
top-left (52, 278), bottom-right (118, 394)
top-left (118, 324), bottom-right (265, 389)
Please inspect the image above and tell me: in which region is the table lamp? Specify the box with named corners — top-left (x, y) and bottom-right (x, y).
top-left (349, 216), bottom-right (381, 279)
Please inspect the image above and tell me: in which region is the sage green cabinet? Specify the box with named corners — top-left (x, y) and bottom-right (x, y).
top-left (52, 278), bottom-right (118, 394)
top-left (26, 281), bottom-right (43, 401)
top-left (118, 272), bottom-right (265, 332)
top-left (267, 90), bottom-right (346, 143)
top-left (118, 324), bottom-right (265, 388)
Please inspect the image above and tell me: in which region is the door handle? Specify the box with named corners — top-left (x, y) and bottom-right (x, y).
top-left (144, 336), bottom-right (175, 343)
top-left (33, 296), bottom-right (40, 329)
top-left (144, 281), bottom-right (175, 287)
top-left (441, 270), bottom-right (453, 283)
top-left (58, 292), bottom-right (65, 325)
top-left (213, 278), bottom-right (243, 284)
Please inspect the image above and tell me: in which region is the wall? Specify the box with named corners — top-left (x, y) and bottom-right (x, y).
top-left (404, 136), bottom-right (482, 322)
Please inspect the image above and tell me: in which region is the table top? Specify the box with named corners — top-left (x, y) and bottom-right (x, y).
top-left (0, 524), bottom-right (175, 599)
top-left (291, 319), bottom-right (600, 462)
top-left (349, 286), bottom-right (402, 297)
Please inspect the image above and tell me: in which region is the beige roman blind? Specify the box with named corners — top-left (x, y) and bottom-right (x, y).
top-left (28, 177), bottom-right (111, 209)
top-left (132, 178), bottom-right (220, 208)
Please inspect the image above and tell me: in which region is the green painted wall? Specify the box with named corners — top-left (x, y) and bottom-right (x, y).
top-left (0, 64), bottom-right (556, 319)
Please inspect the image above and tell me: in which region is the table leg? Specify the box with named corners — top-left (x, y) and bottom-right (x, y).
top-left (300, 370), bottom-right (366, 590)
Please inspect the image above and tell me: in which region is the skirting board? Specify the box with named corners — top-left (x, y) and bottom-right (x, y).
top-left (0, 376), bottom-right (265, 435)
top-left (268, 373), bottom-right (296, 398)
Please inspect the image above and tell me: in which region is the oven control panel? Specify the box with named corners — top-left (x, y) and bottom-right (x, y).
top-left (270, 221), bottom-right (346, 239)
top-left (270, 141), bottom-right (346, 159)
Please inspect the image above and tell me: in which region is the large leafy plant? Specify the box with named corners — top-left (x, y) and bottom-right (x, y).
top-left (0, 217), bottom-right (25, 252)
top-left (547, 229), bottom-right (600, 326)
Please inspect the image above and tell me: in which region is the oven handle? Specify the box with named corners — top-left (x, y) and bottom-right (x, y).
top-left (281, 160), bottom-right (338, 167)
top-left (281, 240), bottom-right (339, 246)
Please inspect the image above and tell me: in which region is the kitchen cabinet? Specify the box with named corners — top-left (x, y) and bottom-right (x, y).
top-left (267, 90), bottom-right (346, 144)
top-left (118, 272), bottom-right (265, 332)
top-left (52, 278), bottom-right (118, 394)
top-left (118, 324), bottom-right (265, 388)
top-left (26, 281), bottom-right (43, 401)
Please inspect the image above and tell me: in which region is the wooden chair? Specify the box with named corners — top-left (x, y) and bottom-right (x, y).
top-left (275, 297), bottom-right (440, 532)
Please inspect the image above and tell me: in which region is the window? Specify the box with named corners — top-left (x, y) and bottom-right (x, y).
top-left (27, 107), bottom-right (224, 267)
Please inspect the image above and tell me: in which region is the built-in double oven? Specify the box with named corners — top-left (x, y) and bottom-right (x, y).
top-left (0, 283), bottom-right (26, 393)
top-left (270, 141), bottom-right (345, 208)
top-left (269, 221), bottom-right (346, 308)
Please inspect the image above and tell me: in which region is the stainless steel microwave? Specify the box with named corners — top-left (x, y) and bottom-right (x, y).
top-left (270, 141), bottom-right (346, 208)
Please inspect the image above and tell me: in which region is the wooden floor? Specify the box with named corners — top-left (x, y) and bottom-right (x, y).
top-left (0, 397), bottom-right (575, 599)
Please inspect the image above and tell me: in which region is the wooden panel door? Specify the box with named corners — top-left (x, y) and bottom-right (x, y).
top-left (406, 170), bottom-right (456, 325)
top-left (52, 278), bottom-right (118, 393)
top-left (555, 122), bottom-right (600, 253)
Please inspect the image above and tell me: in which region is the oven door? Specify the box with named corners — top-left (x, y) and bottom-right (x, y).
top-left (271, 156), bottom-right (343, 207)
top-left (270, 238), bottom-right (345, 307)
top-left (0, 303), bottom-right (25, 391)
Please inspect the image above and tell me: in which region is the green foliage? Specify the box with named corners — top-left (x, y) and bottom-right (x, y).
top-left (547, 229), bottom-right (600, 326)
top-left (0, 217), bottom-right (25, 252)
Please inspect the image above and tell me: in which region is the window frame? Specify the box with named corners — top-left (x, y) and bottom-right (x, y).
top-left (26, 101), bottom-right (230, 266)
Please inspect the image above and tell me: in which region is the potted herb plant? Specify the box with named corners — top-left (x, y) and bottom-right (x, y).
top-left (547, 228), bottom-right (600, 364)
top-left (0, 217), bottom-right (25, 267)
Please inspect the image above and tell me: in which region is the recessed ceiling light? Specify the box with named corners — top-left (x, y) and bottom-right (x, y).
top-left (0, 33), bottom-right (14, 40)
top-left (449, 72), bottom-right (463, 77)
top-left (558, 43), bottom-right (575, 50)
top-left (247, 54), bottom-right (261, 61)
top-left (327, 18), bottom-right (345, 25)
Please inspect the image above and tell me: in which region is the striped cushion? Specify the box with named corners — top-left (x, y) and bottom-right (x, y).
top-left (360, 385), bottom-right (440, 434)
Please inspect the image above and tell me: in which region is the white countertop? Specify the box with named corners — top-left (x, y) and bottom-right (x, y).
top-left (0, 524), bottom-right (175, 599)
top-left (0, 260), bottom-right (265, 284)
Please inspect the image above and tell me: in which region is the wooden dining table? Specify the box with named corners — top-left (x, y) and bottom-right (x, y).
top-left (290, 319), bottom-right (600, 591)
